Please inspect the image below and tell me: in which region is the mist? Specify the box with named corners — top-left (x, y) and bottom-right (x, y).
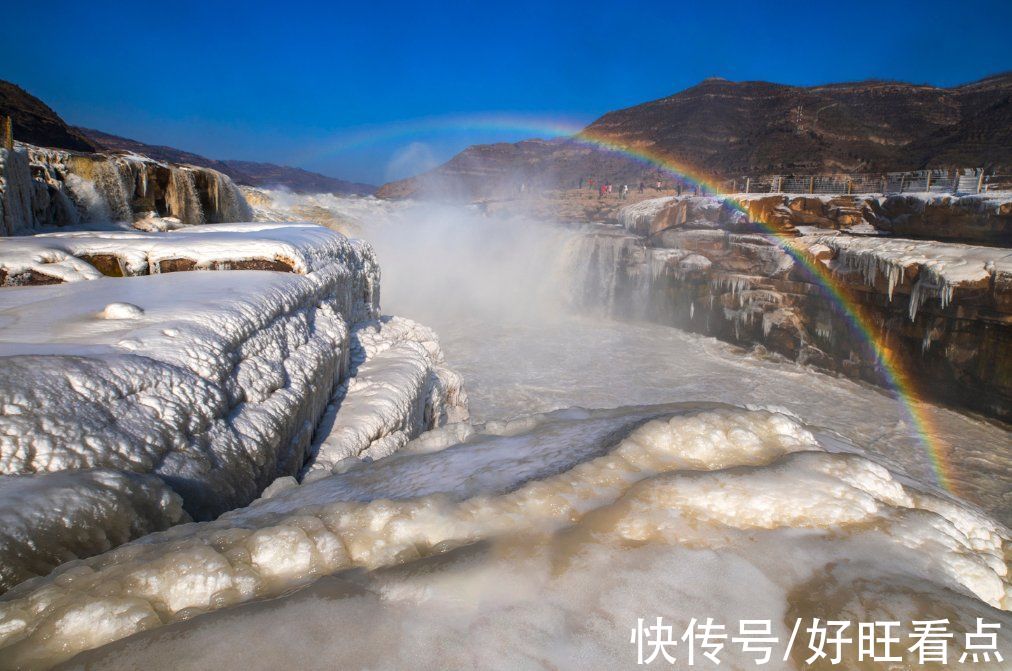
top-left (323, 199), bottom-right (581, 328)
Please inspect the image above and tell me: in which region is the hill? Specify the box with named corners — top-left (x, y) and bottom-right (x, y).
top-left (0, 81), bottom-right (97, 152)
top-left (378, 73), bottom-right (1012, 199)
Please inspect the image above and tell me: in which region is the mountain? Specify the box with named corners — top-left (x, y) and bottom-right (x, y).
top-left (0, 81), bottom-right (97, 152)
top-left (378, 73), bottom-right (1012, 199)
top-left (80, 128), bottom-right (376, 195)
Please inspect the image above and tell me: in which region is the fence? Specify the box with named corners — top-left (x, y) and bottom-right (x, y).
top-left (714, 169), bottom-right (1012, 196)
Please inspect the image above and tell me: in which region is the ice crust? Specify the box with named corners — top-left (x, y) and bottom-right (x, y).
top-left (0, 408), bottom-right (1006, 669)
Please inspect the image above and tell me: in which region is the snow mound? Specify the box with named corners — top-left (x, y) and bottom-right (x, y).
top-left (100, 302), bottom-right (144, 319)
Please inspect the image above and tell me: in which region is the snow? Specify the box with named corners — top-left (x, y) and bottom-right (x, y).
top-left (0, 407), bottom-right (1006, 669)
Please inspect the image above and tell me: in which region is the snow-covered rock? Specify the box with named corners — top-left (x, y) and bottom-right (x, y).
top-left (572, 205), bottom-right (1012, 420)
top-left (0, 222), bottom-right (357, 285)
top-left (618, 192), bottom-right (1012, 243)
top-left (0, 224), bottom-right (380, 519)
top-left (815, 234), bottom-right (1011, 319)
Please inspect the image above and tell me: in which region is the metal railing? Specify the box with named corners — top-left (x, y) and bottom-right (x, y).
top-left (715, 169), bottom-right (1010, 195)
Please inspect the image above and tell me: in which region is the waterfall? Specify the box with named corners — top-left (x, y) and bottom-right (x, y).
top-left (207, 170), bottom-right (253, 223)
top-left (166, 167), bottom-right (205, 226)
top-left (91, 160), bottom-right (134, 222)
top-left (58, 154), bottom-right (135, 223)
top-left (64, 173), bottom-right (113, 222)
top-left (556, 228), bottom-right (650, 317)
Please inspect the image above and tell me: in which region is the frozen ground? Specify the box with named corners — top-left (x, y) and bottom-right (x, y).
top-left (8, 406), bottom-right (1007, 670)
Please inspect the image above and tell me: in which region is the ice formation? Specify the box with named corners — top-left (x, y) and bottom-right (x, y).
top-left (0, 144), bottom-right (252, 235)
top-left (817, 235), bottom-right (1010, 319)
top-left (0, 407), bottom-right (1007, 669)
top-left (0, 469), bottom-right (186, 592)
top-left (304, 316), bottom-right (469, 477)
top-left (0, 148), bottom-right (35, 236)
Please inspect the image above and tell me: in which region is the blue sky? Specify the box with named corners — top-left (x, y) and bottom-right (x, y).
top-left (2, 0), bottom-right (1010, 184)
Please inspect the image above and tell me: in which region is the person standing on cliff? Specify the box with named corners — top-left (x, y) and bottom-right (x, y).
top-left (638, 180), bottom-right (645, 193)
top-left (621, 184), bottom-right (629, 200)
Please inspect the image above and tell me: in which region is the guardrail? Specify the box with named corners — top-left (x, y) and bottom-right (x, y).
top-left (714, 169), bottom-right (1011, 195)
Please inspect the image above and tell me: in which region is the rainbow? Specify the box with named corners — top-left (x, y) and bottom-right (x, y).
top-left (302, 114), bottom-right (956, 493)
top-left (284, 113), bottom-right (586, 166)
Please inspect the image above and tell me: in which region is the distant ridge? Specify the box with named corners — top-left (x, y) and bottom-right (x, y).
top-left (378, 73), bottom-right (1012, 199)
top-left (0, 78), bottom-right (375, 196)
